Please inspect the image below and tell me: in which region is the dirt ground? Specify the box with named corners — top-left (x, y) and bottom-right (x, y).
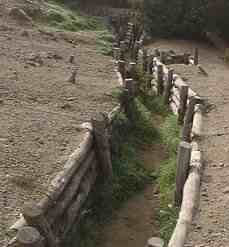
top-left (0, 4), bottom-right (118, 245)
top-left (148, 39), bottom-right (229, 246)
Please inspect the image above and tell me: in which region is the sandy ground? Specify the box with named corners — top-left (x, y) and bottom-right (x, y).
top-left (148, 39), bottom-right (229, 246)
top-left (0, 7), bottom-right (118, 246)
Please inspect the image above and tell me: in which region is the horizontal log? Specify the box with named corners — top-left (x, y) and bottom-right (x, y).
top-left (9, 215), bottom-right (27, 231)
top-left (46, 150), bottom-right (97, 224)
top-left (171, 94), bottom-right (180, 108)
top-left (38, 130), bottom-right (93, 211)
top-left (61, 161), bottom-right (98, 238)
top-left (168, 149), bottom-right (202, 247)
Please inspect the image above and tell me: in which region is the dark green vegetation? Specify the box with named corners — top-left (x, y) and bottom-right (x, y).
top-left (158, 114), bottom-right (180, 244)
top-left (140, 95), bottom-right (180, 244)
top-left (144, 0), bottom-right (229, 41)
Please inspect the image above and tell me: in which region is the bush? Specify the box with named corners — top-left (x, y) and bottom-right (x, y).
top-left (144, 0), bottom-right (207, 39)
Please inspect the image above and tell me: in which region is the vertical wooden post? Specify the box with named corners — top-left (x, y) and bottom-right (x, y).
top-left (91, 113), bottom-right (113, 179)
top-left (194, 48), bottom-right (199, 65)
top-left (113, 47), bottom-right (120, 61)
top-left (178, 85), bottom-right (189, 124)
top-left (157, 64), bottom-right (164, 95)
top-left (143, 48), bottom-right (148, 72)
top-left (183, 53), bottom-right (189, 65)
top-left (181, 96), bottom-right (198, 142)
top-left (129, 62), bottom-right (137, 79)
top-left (118, 60), bottom-right (126, 80)
top-left (175, 141), bottom-right (192, 206)
top-left (120, 40), bottom-right (126, 60)
top-left (164, 69), bottom-right (174, 105)
top-left (125, 78), bottom-right (136, 98)
top-left (22, 203), bottom-right (57, 247)
top-left (16, 226), bottom-right (45, 247)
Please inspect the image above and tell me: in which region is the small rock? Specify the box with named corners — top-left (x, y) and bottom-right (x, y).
top-left (146, 237), bottom-right (164, 247)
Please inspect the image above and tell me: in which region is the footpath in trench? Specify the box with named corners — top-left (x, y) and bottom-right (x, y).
top-left (96, 117), bottom-right (166, 247)
top-left (148, 40), bottom-right (229, 246)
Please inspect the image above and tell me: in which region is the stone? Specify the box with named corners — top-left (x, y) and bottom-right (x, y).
top-left (146, 237), bottom-right (164, 247)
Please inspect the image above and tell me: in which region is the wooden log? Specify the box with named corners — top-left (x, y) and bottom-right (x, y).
top-left (157, 64), bottom-right (164, 95)
top-left (191, 104), bottom-right (203, 138)
top-left (168, 150), bottom-right (202, 247)
top-left (170, 101), bottom-right (178, 115)
top-left (91, 113), bottom-right (113, 179)
top-left (125, 78), bottom-right (137, 98)
top-left (178, 85), bottom-right (189, 125)
top-left (164, 69), bottom-right (174, 105)
top-left (16, 226), bottom-right (44, 247)
top-left (10, 215), bottom-right (27, 232)
top-left (46, 150), bottom-right (96, 224)
top-left (61, 161), bottom-right (98, 238)
top-left (38, 130), bottom-right (93, 210)
top-left (175, 141), bottom-right (192, 206)
top-left (120, 41), bottom-right (126, 59)
top-left (194, 48), bottom-right (199, 65)
top-left (129, 62), bottom-right (137, 79)
top-left (171, 94), bottom-right (180, 109)
top-left (22, 204), bottom-right (57, 247)
top-left (118, 60), bottom-right (126, 80)
top-left (181, 97), bottom-right (198, 142)
top-left (113, 47), bottom-right (120, 61)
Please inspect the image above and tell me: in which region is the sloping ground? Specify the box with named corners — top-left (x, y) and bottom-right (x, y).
top-left (0, 9), bottom-right (118, 246)
top-left (148, 40), bottom-right (229, 246)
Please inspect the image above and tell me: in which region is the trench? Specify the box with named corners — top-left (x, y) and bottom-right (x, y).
top-left (95, 115), bottom-right (168, 247)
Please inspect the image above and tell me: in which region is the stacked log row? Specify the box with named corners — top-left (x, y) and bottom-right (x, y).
top-left (7, 21), bottom-right (143, 247)
top-left (147, 47), bottom-right (204, 247)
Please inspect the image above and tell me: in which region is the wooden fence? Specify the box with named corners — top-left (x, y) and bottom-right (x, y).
top-left (6, 19), bottom-right (203, 247)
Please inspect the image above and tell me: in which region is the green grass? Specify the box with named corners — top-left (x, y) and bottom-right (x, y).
top-left (158, 114), bottom-right (180, 244)
top-left (96, 30), bottom-right (114, 56)
top-left (40, 1), bottom-right (106, 32)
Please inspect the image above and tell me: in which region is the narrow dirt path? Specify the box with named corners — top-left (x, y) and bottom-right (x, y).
top-left (97, 118), bottom-right (167, 247)
top-left (148, 40), bottom-right (229, 246)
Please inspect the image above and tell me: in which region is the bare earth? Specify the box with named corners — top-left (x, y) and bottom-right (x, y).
top-left (0, 8), bottom-right (118, 246)
top-left (148, 39), bottom-right (229, 246)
